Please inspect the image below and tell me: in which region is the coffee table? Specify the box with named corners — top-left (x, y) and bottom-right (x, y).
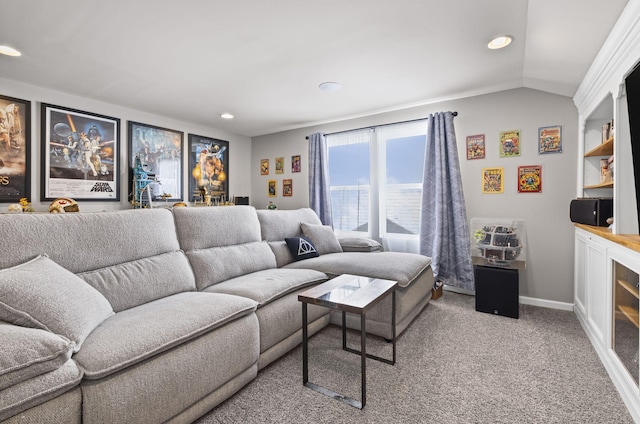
top-left (298, 273), bottom-right (398, 409)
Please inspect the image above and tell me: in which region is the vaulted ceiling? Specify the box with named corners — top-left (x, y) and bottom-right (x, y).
top-left (0, 0), bottom-right (629, 137)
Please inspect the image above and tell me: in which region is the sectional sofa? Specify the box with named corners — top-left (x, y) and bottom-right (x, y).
top-left (0, 206), bottom-right (434, 423)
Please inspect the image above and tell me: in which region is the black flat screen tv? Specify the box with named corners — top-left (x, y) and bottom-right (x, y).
top-left (625, 62), bottom-right (640, 231)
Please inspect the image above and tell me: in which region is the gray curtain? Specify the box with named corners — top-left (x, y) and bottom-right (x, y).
top-left (419, 112), bottom-right (474, 290)
top-left (308, 132), bottom-right (333, 226)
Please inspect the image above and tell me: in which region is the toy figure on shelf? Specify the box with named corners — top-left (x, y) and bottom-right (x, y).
top-left (131, 155), bottom-right (157, 208)
top-left (267, 201), bottom-right (277, 210)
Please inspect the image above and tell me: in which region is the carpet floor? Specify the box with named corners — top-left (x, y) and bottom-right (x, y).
top-left (195, 291), bottom-right (635, 423)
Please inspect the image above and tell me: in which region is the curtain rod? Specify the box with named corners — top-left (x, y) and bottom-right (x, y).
top-left (305, 111), bottom-right (458, 139)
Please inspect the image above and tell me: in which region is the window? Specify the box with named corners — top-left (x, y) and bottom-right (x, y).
top-left (327, 121), bottom-right (427, 242)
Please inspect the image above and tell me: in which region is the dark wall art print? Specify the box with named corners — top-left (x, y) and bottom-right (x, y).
top-left (0, 94), bottom-right (30, 202)
top-left (128, 121), bottom-right (183, 202)
top-left (188, 134), bottom-right (229, 202)
top-left (42, 103), bottom-right (120, 201)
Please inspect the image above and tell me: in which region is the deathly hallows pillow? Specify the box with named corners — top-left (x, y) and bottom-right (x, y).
top-left (285, 237), bottom-right (320, 261)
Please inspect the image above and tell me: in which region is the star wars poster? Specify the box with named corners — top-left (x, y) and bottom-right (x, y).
top-left (128, 121), bottom-right (183, 202)
top-left (41, 103), bottom-right (120, 201)
top-left (0, 94), bottom-right (30, 202)
top-left (188, 134), bottom-right (229, 202)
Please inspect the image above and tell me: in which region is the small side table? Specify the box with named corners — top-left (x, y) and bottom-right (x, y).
top-left (298, 274), bottom-right (397, 409)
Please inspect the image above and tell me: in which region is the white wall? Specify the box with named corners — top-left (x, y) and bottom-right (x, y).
top-left (251, 88), bottom-right (578, 304)
top-left (0, 77), bottom-right (252, 212)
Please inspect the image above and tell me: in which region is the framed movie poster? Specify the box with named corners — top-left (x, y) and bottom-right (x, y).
top-left (188, 134), bottom-right (229, 202)
top-left (41, 103), bottom-right (120, 201)
top-left (538, 125), bottom-right (562, 154)
top-left (128, 121), bottom-right (183, 201)
top-left (0, 94), bottom-right (31, 202)
top-left (482, 167), bottom-right (504, 194)
top-left (292, 155), bottom-right (301, 172)
top-left (268, 180), bottom-right (276, 197)
top-left (466, 134), bottom-right (485, 160)
top-left (260, 158), bottom-right (269, 175)
top-left (275, 156), bottom-right (284, 174)
top-left (283, 178), bottom-right (293, 196)
top-left (518, 165), bottom-right (542, 193)
top-left (499, 130), bottom-right (521, 157)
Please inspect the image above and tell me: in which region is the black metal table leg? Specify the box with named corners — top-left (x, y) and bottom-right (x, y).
top-left (302, 302), bottom-right (308, 385)
top-left (361, 313), bottom-right (367, 408)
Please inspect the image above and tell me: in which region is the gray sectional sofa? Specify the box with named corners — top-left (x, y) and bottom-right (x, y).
top-left (0, 206), bottom-right (433, 423)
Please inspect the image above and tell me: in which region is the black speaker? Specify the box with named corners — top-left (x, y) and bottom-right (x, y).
top-left (234, 196), bottom-right (250, 205)
top-left (569, 198), bottom-right (613, 227)
top-left (475, 265), bottom-right (519, 319)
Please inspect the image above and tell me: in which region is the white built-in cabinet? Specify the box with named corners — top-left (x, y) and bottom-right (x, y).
top-left (574, 227), bottom-right (640, 422)
top-left (574, 3), bottom-right (640, 422)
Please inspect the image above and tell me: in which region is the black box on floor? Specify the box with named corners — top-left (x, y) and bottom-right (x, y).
top-left (475, 265), bottom-right (519, 319)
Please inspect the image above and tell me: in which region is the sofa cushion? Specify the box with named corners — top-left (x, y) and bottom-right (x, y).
top-left (0, 209), bottom-right (180, 274)
top-left (300, 223), bottom-right (343, 254)
top-left (0, 255), bottom-right (114, 352)
top-left (78, 250), bottom-right (196, 312)
top-left (268, 240), bottom-right (295, 267)
top-left (0, 323), bottom-right (73, 391)
top-left (73, 292), bottom-right (258, 379)
top-left (339, 237), bottom-right (384, 252)
top-left (187, 241), bottom-right (277, 291)
top-left (283, 251), bottom-right (432, 288)
top-left (0, 359), bottom-right (82, 422)
top-left (285, 237), bottom-right (320, 261)
top-left (203, 268), bottom-right (328, 306)
top-left (173, 205), bottom-right (262, 251)
top-left (256, 208), bottom-right (322, 241)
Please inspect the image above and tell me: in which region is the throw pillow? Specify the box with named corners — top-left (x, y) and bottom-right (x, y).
top-left (285, 237), bottom-right (320, 261)
top-left (0, 323), bottom-right (74, 390)
top-left (300, 222), bottom-right (343, 255)
top-left (338, 237), bottom-right (383, 252)
top-left (0, 255), bottom-right (115, 352)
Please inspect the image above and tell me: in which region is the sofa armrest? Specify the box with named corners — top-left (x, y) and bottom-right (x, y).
top-left (337, 237), bottom-right (384, 252)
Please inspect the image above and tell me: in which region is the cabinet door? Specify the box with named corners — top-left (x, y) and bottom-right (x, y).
top-left (575, 232), bottom-right (588, 318)
top-left (586, 238), bottom-right (609, 348)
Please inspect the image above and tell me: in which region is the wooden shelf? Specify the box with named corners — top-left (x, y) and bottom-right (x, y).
top-left (584, 181), bottom-right (614, 189)
top-left (618, 305), bottom-right (640, 328)
top-left (585, 137), bottom-right (614, 157)
top-left (618, 279), bottom-right (640, 299)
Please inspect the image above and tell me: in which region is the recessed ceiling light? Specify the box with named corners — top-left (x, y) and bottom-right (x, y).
top-left (487, 35), bottom-right (513, 50)
top-left (0, 45), bottom-right (21, 57)
top-left (319, 82), bottom-right (342, 92)
top-left (220, 113), bottom-right (234, 119)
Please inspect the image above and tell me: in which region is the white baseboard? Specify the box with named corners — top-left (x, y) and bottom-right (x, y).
top-left (519, 296), bottom-right (574, 311)
top-left (442, 286), bottom-right (574, 311)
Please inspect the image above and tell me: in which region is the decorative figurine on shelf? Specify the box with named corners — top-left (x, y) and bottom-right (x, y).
top-left (267, 201), bottom-right (277, 210)
top-left (7, 203), bottom-right (22, 213)
top-left (49, 198), bottom-right (79, 213)
top-left (19, 197), bottom-right (35, 212)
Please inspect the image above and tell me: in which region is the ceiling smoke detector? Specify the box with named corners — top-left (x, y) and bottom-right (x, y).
top-left (319, 82), bottom-right (342, 92)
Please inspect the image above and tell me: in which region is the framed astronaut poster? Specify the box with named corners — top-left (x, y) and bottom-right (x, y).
top-left (188, 134), bottom-right (229, 203)
top-left (128, 121), bottom-right (184, 202)
top-left (41, 103), bottom-right (120, 201)
top-left (0, 94), bottom-right (31, 202)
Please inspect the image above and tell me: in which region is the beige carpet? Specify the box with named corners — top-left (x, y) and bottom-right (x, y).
top-left (195, 291), bottom-right (634, 424)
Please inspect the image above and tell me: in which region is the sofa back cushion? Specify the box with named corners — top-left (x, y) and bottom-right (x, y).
top-left (173, 206), bottom-right (277, 290)
top-left (78, 251), bottom-right (196, 312)
top-left (0, 209), bottom-right (195, 311)
top-left (256, 208), bottom-right (322, 241)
